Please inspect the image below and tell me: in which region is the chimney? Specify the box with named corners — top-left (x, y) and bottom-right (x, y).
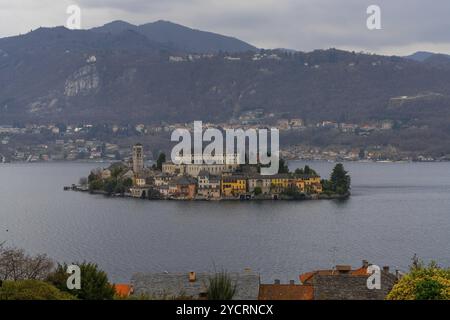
top-left (383, 266), bottom-right (390, 273)
top-left (244, 267), bottom-right (252, 273)
top-left (362, 260), bottom-right (369, 268)
top-left (274, 279), bottom-right (281, 285)
top-left (289, 280), bottom-right (295, 285)
top-left (189, 272), bottom-right (196, 282)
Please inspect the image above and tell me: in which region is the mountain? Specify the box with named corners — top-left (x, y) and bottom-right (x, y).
top-left (405, 51), bottom-right (436, 62)
top-left (3, 25), bottom-right (450, 155)
top-left (91, 20), bottom-right (257, 53)
top-left (405, 51), bottom-right (450, 62)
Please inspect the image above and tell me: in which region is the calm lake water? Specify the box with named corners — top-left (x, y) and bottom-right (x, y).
top-left (0, 161), bottom-right (449, 283)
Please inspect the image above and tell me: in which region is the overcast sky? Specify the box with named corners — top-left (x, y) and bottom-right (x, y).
top-left (1, 0), bottom-right (449, 56)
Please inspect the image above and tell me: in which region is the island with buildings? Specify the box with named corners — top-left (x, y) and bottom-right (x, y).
top-left (73, 144), bottom-right (351, 201)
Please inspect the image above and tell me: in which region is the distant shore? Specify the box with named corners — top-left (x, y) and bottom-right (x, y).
top-left (3, 158), bottom-right (450, 165)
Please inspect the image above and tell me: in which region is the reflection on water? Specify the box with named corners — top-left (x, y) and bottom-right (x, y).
top-left (0, 161), bottom-right (449, 283)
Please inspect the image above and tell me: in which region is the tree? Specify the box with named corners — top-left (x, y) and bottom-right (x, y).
top-left (0, 280), bottom-right (75, 300)
top-left (113, 181), bottom-right (125, 194)
top-left (278, 158), bottom-right (289, 174)
top-left (47, 263), bottom-right (115, 300)
top-left (253, 187), bottom-right (262, 196)
top-left (282, 185), bottom-right (305, 200)
top-left (89, 179), bottom-right (103, 192)
top-left (415, 279), bottom-right (445, 300)
top-left (156, 153), bottom-right (166, 171)
top-left (387, 257), bottom-right (450, 300)
top-left (0, 245), bottom-right (54, 281)
top-left (103, 178), bottom-right (118, 195)
top-left (329, 163), bottom-right (351, 195)
top-left (295, 166), bottom-right (317, 176)
top-left (303, 165), bottom-right (317, 176)
top-left (88, 172), bottom-right (98, 183)
top-left (123, 178), bottom-right (133, 188)
top-left (110, 166), bottom-right (125, 178)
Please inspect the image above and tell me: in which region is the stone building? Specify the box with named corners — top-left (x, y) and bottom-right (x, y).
top-left (162, 162), bottom-right (239, 178)
top-left (197, 171), bottom-right (221, 199)
top-left (132, 144), bottom-right (144, 175)
top-left (131, 271), bottom-right (260, 300)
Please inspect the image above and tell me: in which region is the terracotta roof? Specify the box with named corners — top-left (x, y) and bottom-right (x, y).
top-left (259, 284), bottom-right (314, 300)
top-left (115, 284), bottom-right (133, 297)
top-left (298, 264), bottom-right (398, 300)
top-left (300, 267), bottom-right (369, 284)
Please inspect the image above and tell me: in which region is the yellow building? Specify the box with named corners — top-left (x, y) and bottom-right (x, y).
top-left (301, 175), bottom-right (323, 194)
top-left (221, 176), bottom-right (247, 197)
top-left (270, 174), bottom-right (291, 193)
top-left (270, 174), bottom-right (323, 194)
top-left (292, 178), bottom-right (306, 193)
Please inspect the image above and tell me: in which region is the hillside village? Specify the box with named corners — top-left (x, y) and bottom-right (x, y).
top-left (2, 115), bottom-right (443, 164)
top-left (81, 144), bottom-right (351, 201)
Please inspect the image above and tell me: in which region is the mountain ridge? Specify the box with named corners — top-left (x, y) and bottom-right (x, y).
top-left (1, 23), bottom-right (450, 129)
top-left (91, 20), bottom-right (258, 53)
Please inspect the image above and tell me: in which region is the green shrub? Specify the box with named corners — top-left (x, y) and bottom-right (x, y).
top-left (387, 257), bottom-right (450, 300)
top-left (207, 271), bottom-right (237, 300)
top-left (0, 280), bottom-right (75, 300)
top-left (47, 263), bottom-right (115, 300)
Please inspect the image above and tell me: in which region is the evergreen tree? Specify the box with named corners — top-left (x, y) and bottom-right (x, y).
top-left (156, 153), bottom-right (166, 171)
top-left (330, 163), bottom-right (351, 195)
top-left (278, 158), bottom-right (289, 174)
top-left (47, 263), bottom-right (115, 300)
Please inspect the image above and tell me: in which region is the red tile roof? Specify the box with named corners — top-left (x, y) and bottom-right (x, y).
top-left (115, 284), bottom-right (133, 297)
top-left (300, 267), bottom-right (369, 284)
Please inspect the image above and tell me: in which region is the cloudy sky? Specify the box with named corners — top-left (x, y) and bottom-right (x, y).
top-left (1, 0), bottom-right (449, 56)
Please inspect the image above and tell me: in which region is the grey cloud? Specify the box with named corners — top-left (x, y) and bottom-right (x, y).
top-left (0, 0), bottom-right (449, 55)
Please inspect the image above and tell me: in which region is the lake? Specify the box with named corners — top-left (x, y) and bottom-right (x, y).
top-left (0, 161), bottom-right (449, 283)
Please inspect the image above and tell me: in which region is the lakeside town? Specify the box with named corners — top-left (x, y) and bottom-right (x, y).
top-left (0, 116), bottom-right (445, 164)
top-left (73, 144), bottom-right (351, 201)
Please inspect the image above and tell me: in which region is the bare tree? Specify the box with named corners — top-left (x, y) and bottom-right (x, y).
top-left (0, 244), bottom-right (54, 281)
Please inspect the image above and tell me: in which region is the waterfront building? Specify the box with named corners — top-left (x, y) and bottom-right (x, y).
top-left (154, 172), bottom-right (172, 186)
top-left (221, 175), bottom-right (247, 197)
top-left (300, 175), bottom-right (323, 193)
top-left (168, 176), bottom-right (197, 199)
top-left (270, 174), bottom-right (292, 194)
top-left (197, 171), bottom-right (221, 199)
top-left (247, 175), bottom-right (272, 195)
top-left (130, 186), bottom-right (150, 198)
top-left (158, 185), bottom-right (170, 197)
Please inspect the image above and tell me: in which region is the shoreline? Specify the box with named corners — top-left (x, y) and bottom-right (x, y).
top-left (3, 159), bottom-right (450, 165)
top-left (67, 186), bottom-right (350, 202)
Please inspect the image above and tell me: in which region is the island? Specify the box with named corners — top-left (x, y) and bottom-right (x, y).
top-left (71, 144), bottom-right (351, 201)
